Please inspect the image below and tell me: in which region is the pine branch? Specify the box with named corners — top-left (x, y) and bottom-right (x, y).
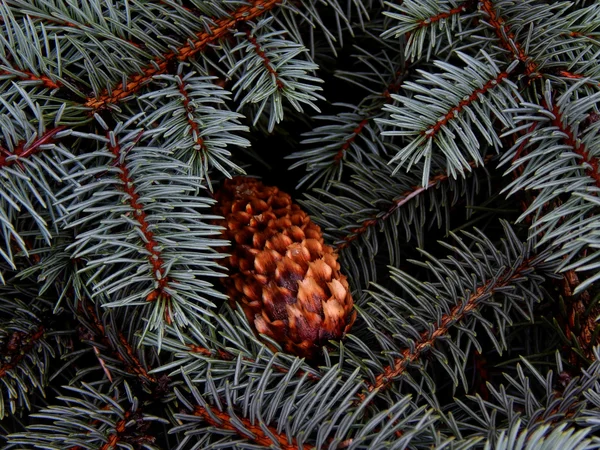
top-left (60, 118), bottom-right (228, 340)
top-left (147, 305), bottom-right (322, 382)
top-left (172, 363), bottom-right (437, 449)
top-left (478, 0), bottom-right (540, 76)
top-left (288, 44), bottom-right (408, 189)
top-left (189, 404), bottom-right (312, 450)
top-left (0, 86), bottom-right (73, 271)
top-left (362, 255), bottom-right (539, 397)
top-left (7, 382), bottom-right (169, 449)
top-left (332, 222), bottom-right (556, 406)
top-left (226, 17), bottom-right (324, 132)
top-left (0, 68), bottom-right (62, 90)
top-left (382, 0), bottom-right (478, 60)
top-left (141, 70), bottom-right (250, 188)
top-left (336, 154), bottom-right (495, 252)
top-left (378, 51), bottom-right (522, 187)
top-left (486, 420), bottom-right (592, 450)
top-left (0, 293), bottom-right (70, 419)
top-left (77, 300), bottom-right (158, 386)
top-left (501, 81), bottom-right (600, 293)
top-left (301, 152), bottom-right (492, 288)
top-left (84, 0), bottom-right (283, 111)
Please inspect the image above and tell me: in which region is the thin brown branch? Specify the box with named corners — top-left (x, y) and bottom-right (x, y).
top-left (193, 405), bottom-right (312, 450)
top-left (542, 97), bottom-right (600, 188)
top-left (243, 28), bottom-right (284, 89)
top-left (84, 0), bottom-right (283, 111)
top-left (426, 70), bottom-right (509, 137)
top-left (479, 0), bottom-right (538, 76)
top-left (178, 77), bottom-right (207, 153)
top-left (417, 0), bottom-right (476, 28)
top-left (0, 68), bottom-right (62, 89)
top-left (336, 155), bottom-right (495, 251)
top-left (103, 131), bottom-right (172, 315)
top-left (359, 256), bottom-right (535, 397)
top-left (334, 118), bottom-right (369, 164)
top-left (81, 302), bottom-right (157, 384)
top-left (0, 325), bottom-right (45, 378)
top-left (99, 410), bottom-right (131, 450)
top-left (0, 126), bottom-right (66, 168)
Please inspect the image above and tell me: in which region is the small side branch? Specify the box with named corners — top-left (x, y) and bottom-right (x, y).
top-left (360, 256), bottom-right (535, 397)
top-left (0, 68), bottom-right (62, 89)
top-left (425, 70), bottom-right (509, 137)
top-left (0, 126), bottom-right (66, 168)
top-left (193, 405), bottom-right (312, 450)
top-left (417, 0), bottom-right (475, 28)
top-left (81, 302), bottom-right (157, 384)
top-left (105, 132), bottom-right (172, 311)
top-left (178, 78), bottom-right (207, 153)
top-left (0, 325), bottom-right (45, 378)
top-left (479, 0), bottom-right (538, 75)
top-left (337, 156), bottom-right (494, 251)
top-left (187, 344), bottom-right (321, 381)
top-left (542, 98), bottom-right (600, 187)
top-left (85, 0), bottom-right (283, 111)
top-left (334, 118), bottom-right (369, 164)
top-left (243, 28), bottom-right (284, 90)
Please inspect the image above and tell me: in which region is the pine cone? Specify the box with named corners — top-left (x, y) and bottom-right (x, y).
top-left (213, 176), bottom-right (356, 358)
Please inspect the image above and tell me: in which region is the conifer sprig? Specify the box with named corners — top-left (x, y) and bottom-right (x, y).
top-left (2, 1), bottom-right (600, 448)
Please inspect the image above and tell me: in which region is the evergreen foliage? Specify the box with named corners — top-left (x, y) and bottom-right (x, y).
top-left (1, 0), bottom-right (600, 449)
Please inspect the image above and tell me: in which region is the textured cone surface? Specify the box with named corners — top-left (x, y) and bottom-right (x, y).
top-left (214, 176), bottom-right (356, 358)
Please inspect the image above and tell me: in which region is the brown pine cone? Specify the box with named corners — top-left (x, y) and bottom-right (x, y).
top-left (213, 176), bottom-right (356, 358)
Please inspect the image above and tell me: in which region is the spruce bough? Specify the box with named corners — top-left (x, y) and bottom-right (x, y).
top-left (1, 1), bottom-right (600, 449)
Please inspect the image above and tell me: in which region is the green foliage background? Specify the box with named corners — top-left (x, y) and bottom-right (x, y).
top-left (1, 0), bottom-right (600, 448)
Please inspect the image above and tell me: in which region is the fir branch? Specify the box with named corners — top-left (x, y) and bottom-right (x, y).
top-left (147, 306), bottom-right (322, 382)
top-left (0, 125), bottom-right (66, 167)
top-left (0, 68), bottom-right (62, 90)
top-left (84, 0), bottom-right (283, 111)
top-left (0, 326), bottom-right (45, 379)
top-left (382, 0), bottom-right (477, 60)
top-left (173, 362), bottom-right (437, 449)
top-left (478, 0), bottom-right (539, 76)
top-left (288, 44), bottom-right (408, 189)
top-left (301, 152), bottom-right (490, 288)
top-left (190, 404), bottom-right (311, 450)
top-left (61, 118), bottom-right (228, 340)
top-left (562, 4), bottom-right (600, 47)
top-left (501, 81), bottom-right (600, 292)
top-left (336, 154), bottom-right (495, 252)
top-left (541, 96), bottom-right (600, 187)
top-left (486, 420), bottom-right (592, 450)
top-left (226, 17), bottom-right (324, 132)
top-left (186, 342), bottom-right (321, 381)
top-left (78, 300), bottom-right (157, 385)
top-left (141, 71), bottom-right (250, 188)
top-left (0, 3), bottom-right (67, 91)
top-left (288, 107), bottom-right (384, 189)
top-left (0, 294), bottom-right (68, 418)
top-left (0, 87), bottom-right (73, 270)
top-left (362, 255), bottom-right (536, 396)
top-left (473, 0), bottom-right (590, 81)
top-left (345, 222), bottom-right (554, 402)
top-left (6, 382), bottom-right (169, 449)
top-left (451, 352), bottom-right (600, 441)
top-left (378, 51), bottom-right (522, 187)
